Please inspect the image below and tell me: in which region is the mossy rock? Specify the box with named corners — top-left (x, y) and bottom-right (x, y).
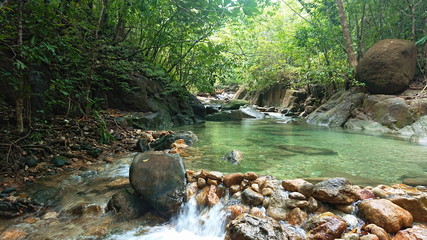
top-left (222, 100), bottom-right (249, 110)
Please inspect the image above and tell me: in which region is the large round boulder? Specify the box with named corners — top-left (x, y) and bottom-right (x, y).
top-left (129, 151), bottom-right (186, 218)
top-left (356, 39), bottom-right (417, 94)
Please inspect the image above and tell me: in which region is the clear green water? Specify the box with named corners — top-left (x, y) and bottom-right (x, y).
top-left (177, 119), bottom-right (427, 186)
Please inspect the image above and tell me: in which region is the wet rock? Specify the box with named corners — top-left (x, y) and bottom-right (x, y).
top-left (186, 182), bottom-right (198, 200)
top-left (150, 131), bottom-right (198, 151)
top-left (226, 214), bottom-right (284, 240)
top-left (31, 187), bottom-right (60, 207)
top-left (251, 184), bottom-right (260, 193)
top-left (206, 110), bottom-right (256, 121)
top-left (249, 207), bottom-right (265, 217)
top-left (1, 187), bottom-right (17, 194)
top-left (0, 228), bottom-right (27, 240)
top-left (362, 224), bottom-right (390, 240)
top-left (207, 178), bottom-right (218, 186)
top-left (356, 39), bottom-right (417, 94)
top-left (287, 207), bottom-right (308, 225)
top-left (343, 233), bottom-right (360, 240)
top-left (221, 150), bottom-right (244, 165)
top-left (42, 211), bottom-right (58, 219)
top-left (230, 185), bottom-right (241, 194)
top-left (51, 155), bottom-right (71, 167)
top-left (282, 179), bottom-right (309, 192)
top-left (372, 187), bottom-right (388, 198)
top-left (344, 119), bottom-right (394, 134)
top-left (282, 224), bottom-right (306, 240)
top-left (129, 152), bottom-right (186, 218)
top-left (207, 185), bottom-right (220, 206)
top-left (390, 195), bottom-right (427, 223)
top-left (253, 177), bottom-right (268, 189)
top-left (301, 212), bottom-right (347, 240)
top-left (106, 189), bottom-right (151, 219)
top-left (312, 178), bottom-right (360, 204)
top-left (136, 137), bottom-right (150, 152)
top-left (392, 225), bottom-right (427, 240)
top-left (358, 199), bottom-right (413, 233)
top-left (241, 188), bottom-right (264, 206)
top-left (227, 205), bottom-right (249, 220)
top-left (196, 186), bottom-right (210, 206)
top-left (306, 197), bottom-right (319, 213)
top-left (223, 173), bottom-right (245, 187)
top-left (335, 204), bottom-right (354, 214)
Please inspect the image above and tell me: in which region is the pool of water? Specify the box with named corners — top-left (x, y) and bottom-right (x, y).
top-left (177, 118), bottom-right (427, 186)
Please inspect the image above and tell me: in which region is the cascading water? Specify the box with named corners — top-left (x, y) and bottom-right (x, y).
top-left (107, 197), bottom-right (228, 240)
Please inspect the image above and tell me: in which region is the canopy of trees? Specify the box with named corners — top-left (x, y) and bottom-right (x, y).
top-left (1, 0), bottom-right (426, 132)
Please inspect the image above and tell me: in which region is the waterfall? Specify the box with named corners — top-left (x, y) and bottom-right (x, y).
top-left (107, 197), bottom-right (228, 240)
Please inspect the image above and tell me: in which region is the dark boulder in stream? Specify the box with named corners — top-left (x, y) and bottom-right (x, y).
top-left (106, 189), bottom-right (151, 219)
top-left (129, 151), bottom-right (186, 218)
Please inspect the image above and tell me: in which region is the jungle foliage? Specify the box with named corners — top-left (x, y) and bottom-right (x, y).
top-left (0, 0), bottom-right (426, 132)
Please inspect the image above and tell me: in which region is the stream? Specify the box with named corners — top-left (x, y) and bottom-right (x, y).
top-left (1, 116), bottom-right (427, 239)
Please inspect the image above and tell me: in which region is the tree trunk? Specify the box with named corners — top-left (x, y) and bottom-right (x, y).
top-left (16, 0), bottom-right (24, 133)
top-left (336, 0), bottom-right (358, 90)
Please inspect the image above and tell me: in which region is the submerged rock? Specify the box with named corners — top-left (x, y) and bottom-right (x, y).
top-left (129, 152), bottom-right (186, 218)
top-left (358, 199), bottom-right (413, 233)
top-left (221, 150), bottom-right (244, 165)
top-left (278, 145), bottom-right (337, 156)
top-left (226, 214), bottom-right (285, 240)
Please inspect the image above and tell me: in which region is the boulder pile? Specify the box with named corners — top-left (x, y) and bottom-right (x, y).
top-left (185, 169), bottom-right (427, 240)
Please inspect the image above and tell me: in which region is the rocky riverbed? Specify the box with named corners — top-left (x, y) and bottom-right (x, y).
top-left (1, 132), bottom-right (427, 240)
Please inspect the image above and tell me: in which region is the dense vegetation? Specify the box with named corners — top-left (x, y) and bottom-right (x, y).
top-left (0, 0), bottom-right (426, 133)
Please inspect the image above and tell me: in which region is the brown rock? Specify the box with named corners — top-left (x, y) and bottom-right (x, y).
top-left (0, 229), bottom-right (27, 240)
top-left (358, 199), bottom-right (413, 233)
top-left (282, 179), bottom-right (309, 192)
top-left (249, 207), bottom-right (265, 218)
top-left (390, 195), bottom-right (427, 223)
top-left (262, 187), bottom-right (273, 196)
top-left (196, 186), bottom-right (210, 205)
top-left (302, 212), bottom-right (347, 240)
top-left (197, 178), bottom-right (207, 188)
top-left (361, 234), bottom-right (380, 240)
top-left (253, 176), bottom-right (268, 189)
top-left (312, 178), bottom-right (360, 204)
top-left (392, 225), bottom-right (427, 240)
top-left (216, 184), bottom-right (227, 198)
top-left (287, 207), bottom-right (308, 225)
top-left (223, 173), bottom-right (244, 187)
top-left (243, 172), bottom-right (258, 181)
top-left (363, 224), bottom-right (391, 240)
top-left (335, 204), bottom-right (354, 214)
top-left (289, 192), bottom-right (306, 200)
top-left (356, 39), bottom-right (417, 94)
top-left (241, 188), bottom-right (264, 206)
top-left (251, 184), bottom-right (260, 193)
top-left (230, 184), bottom-right (241, 194)
top-left (207, 178), bottom-right (219, 186)
top-left (298, 182), bottom-right (315, 197)
top-left (205, 171), bottom-right (223, 181)
top-left (227, 205), bottom-right (249, 220)
top-left (240, 180), bottom-right (249, 190)
top-left (266, 190), bottom-right (290, 221)
top-left (207, 185), bottom-right (220, 206)
top-left (307, 197), bottom-right (319, 213)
